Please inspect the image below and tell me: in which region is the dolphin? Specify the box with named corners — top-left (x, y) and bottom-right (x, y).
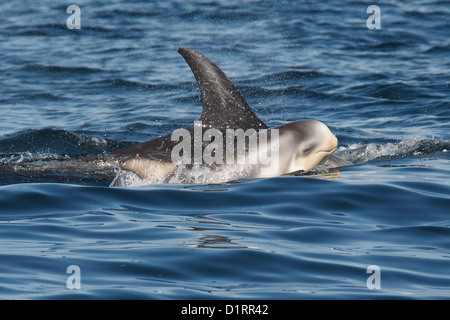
top-left (110, 48), bottom-right (350, 184)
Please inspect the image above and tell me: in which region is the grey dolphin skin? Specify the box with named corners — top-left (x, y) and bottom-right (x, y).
top-left (110, 48), bottom-right (351, 183)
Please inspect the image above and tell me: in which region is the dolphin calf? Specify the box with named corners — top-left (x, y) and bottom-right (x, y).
top-left (110, 48), bottom-right (350, 184)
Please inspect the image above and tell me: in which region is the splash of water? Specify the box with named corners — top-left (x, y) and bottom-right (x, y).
top-left (335, 138), bottom-right (449, 164)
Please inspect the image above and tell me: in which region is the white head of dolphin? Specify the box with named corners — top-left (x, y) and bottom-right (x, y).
top-left (263, 120), bottom-right (338, 177)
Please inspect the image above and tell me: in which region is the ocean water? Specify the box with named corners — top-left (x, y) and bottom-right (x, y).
top-left (0, 0), bottom-right (449, 299)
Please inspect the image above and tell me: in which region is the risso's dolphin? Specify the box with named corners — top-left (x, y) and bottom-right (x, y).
top-left (110, 48), bottom-right (351, 184)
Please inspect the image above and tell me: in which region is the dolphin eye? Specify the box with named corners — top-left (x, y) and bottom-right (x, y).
top-left (303, 145), bottom-right (315, 155)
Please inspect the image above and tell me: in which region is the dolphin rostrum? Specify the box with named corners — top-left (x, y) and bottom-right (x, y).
top-left (110, 48), bottom-right (350, 184)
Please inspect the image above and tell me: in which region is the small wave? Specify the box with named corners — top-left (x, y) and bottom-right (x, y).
top-left (0, 152), bottom-right (70, 166)
top-left (7, 24), bottom-right (67, 37)
top-left (242, 70), bottom-right (323, 85)
top-left (0, 129), bottom-right (127, 186)
top-left (110, 170), bottom-right (154, 188)
top-left (22, 64), bottom-right (104, 75)
top-left (269, 70), bottom-right (322, 80)
top-left (206, 9), bottom-right (259, 22)
top-left (336, 139), bottom-right (450, 164)
top-left (240, 85), bottom-right (330, 100)
top-left (422, 44), bottom-right (450, 54)
top-left (11, 92), bottom-right (65, 102)
top-left (0, 129), bottom-right (113, 158)
top-left (16, 30), bottom-right (52, 36)
top-left (8, 23), bottom-right (144, 39)
top-left (90, 79), bottom-right (155, 90)
top-left (369, 41), bottom-right (410, 50)
top-left (433, 101), bottom-right (450, 117)
top-left (79, 26), bottom-right (146, 39)
top-left (0, 157), bottom-right (117, 186)
top-left (96, 9), bottom-right (160, 19)
top-left (346, 81), bottom-right (433, 101)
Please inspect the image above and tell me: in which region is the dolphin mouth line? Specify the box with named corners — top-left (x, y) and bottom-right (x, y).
top-left (317, 145), bottom-right (338, 154)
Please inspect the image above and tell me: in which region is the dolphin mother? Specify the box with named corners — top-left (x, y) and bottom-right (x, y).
top-left (110, 48), bottom-right (348, 184)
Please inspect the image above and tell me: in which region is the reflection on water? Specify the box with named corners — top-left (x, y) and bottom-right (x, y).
top-left (185, 214), bottom-right (247, 249)
top-left (196, 234), bottom-right (242, 249)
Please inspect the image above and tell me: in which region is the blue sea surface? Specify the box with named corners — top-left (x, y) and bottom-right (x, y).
top-left (0, 0), bottom-right (449, 299)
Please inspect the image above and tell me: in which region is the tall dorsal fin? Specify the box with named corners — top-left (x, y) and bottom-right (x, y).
top-left (178, 48), bottom-right (268, 131)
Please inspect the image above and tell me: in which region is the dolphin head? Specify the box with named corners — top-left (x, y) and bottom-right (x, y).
top-left (278, 120), bottom-right (338, 173)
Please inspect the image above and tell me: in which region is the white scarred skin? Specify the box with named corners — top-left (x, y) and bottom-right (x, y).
top-left (255, 120), bottom-right (338, 178)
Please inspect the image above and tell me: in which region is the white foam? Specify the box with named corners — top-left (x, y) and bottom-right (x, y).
top-left (169, 163), bottom-right (258, 185)
top-left (0, 152), bottom-right (70, 165)
top-left (77, 135), bottom-right (108, 147)
top-left (334, 138), bottom-right (449, 164)
top-left (109, 169), bottom-right (151, 188)
top-left (110, 163), bottom-right (258, 187)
